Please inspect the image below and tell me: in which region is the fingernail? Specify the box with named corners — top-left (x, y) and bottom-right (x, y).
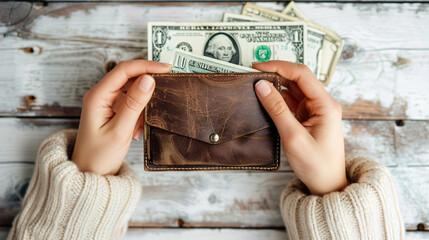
top-left (255, 80), bottom-right (271, 97)
top-left (161, 63), bottom-right (172, 68)
top-left (252, 61), bottom-right (264, 65)
top-left (139, 75), bottom-right (154, 92)
top-left (133, 128), bottom-right (143, 141)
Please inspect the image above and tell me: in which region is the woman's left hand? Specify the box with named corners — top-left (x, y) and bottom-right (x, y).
top-left (71, 60), bottom-right (172, 175)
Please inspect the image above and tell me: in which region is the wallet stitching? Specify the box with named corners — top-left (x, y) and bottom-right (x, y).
top-left (145, 73), bottom-right (281, 171)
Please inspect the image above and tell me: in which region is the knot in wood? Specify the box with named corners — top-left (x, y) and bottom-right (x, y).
top-left (341, 43), bottom-right (358, 60)
top-left (395, 120), bottom-right (405, 127)
top-left (22, 46), bottom-right (42, 55)
top-left (177, 218), bottom-right (184, 227)
top-left (105, 61), bottom-right (117, 72)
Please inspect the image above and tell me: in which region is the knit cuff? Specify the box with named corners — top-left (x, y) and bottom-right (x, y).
top-left (8, 129), bottom-right (142, 240)
top-left (280, 156), bottom-right (404, 240)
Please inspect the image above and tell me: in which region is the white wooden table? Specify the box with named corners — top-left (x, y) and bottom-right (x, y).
top-left (0, 1), bottom-right (428, 239)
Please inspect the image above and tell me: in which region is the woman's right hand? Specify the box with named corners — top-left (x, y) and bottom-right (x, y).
top-left (253, 61), bottom-right (348, 195)
top-left (71, 60), bottom-right (172, 176)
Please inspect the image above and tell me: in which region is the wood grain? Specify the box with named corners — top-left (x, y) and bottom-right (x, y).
top-left (0, 164), bottom-right (33, 225)
top-left (395, 121), bottom-right (429, 167)
top-left (37, 0), bottom-right (429, 2)
top-left (393, 167), bottom-right (429, 231)
top-left (0, 119), bottom-right (78, 164)
top-left (343, 120), bottom-right (396, 166)
top-left (123, 228), bottom-right (288, 240)
top-left (0, 40), bottom-right (144, 117)
top-left (0, 3), bottom-right (428, 119)
top-left (1, 228), bottom-right (429, 240)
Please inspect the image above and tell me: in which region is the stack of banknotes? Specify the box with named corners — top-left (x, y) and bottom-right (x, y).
top-left (148, 2), bottom-right (344, 86)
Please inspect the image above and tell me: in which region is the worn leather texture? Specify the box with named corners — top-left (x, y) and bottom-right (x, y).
top-left (144, 72), bottom-right (284, 171)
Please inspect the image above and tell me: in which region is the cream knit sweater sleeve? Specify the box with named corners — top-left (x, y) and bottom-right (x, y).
top-left (8, 129), bottom-right (142, 240)
top-left (281, 156), bottom-right (405, 239)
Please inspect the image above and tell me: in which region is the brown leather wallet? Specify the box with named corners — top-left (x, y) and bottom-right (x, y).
top-left (144, 72), bottom-right (284, 171)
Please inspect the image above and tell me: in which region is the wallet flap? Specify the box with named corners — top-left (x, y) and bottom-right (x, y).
top-left (145, 73), bottom-right (282, 145)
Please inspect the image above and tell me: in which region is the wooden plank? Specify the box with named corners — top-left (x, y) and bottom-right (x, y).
top-left (0, 40), bottom-right (144, 117)
top-left (0, 164), bottom-right (33, 225)
top-left (297, 3), bottom-right (429, 119)
top-left (0, 118), bottom-right (403, 168)
top-left (0, 3), bottom-right (428, 119)
top-left (1, 0), bottom-right (420, 3)
top-left (0, 119), bottom-right (78, 164)
top-left (37, 0), bottom-right (429, 2)
top-left (392, 167), bottom-right (429, 230)
top-left (297, 0), bottom-right (429, 1)
top-left (404, 231), bottom-right (429, 239)
top-left (6, 2), bottom-right (427, 49)
top-left (1, 3), bottom-right (244, 47)
top-left (130, 170), bottom-right (294, 227)
top-left (343, 120), bottom-right (396, 166)
top-left (120, 229), bottom-right (429, 240)
top-left (1, 227), bottom-right (428, 240)
top-left (0, 227), bottom-right (428, 240)
top-left (395, 121), bottom-right (429, 167)
top-left (130, 166), bottom-right (429, 229)
top-left (1, 39), bottom-right (428, 119)
top-left (123, 228), bottom-right (289, 240)
top-left (3, 2), bottom-right (429, 48)
top-left (4, 118), bottom-right (428, 176)
top-left (0, 229), bottom-right (6, 240)
top-left (330, 50), bottom-right (429, 120)
top-left (0, 162), bottom-right (428, 229)
top-left (2, 40), bottom-right (428, 120)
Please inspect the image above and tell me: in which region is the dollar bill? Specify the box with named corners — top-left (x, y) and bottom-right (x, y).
top-left (170, 49), bottom-right (259, 73)
top-left (242, 3), bottom-right (344, 86)
top-left (222, 12), bottom-right (266, 22)
top-left (224, 11), bottom-right (324, 82)
top-left (282, 1), bottom-right (310, 22)
top-left (148, 21), bottom-right (307, 67)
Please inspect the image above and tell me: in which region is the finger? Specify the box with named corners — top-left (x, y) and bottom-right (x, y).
top-left (295, 100), bottom-right (310, 123)
top-left (112, 92), bottom-right (125, 113)
top-left (105, 79), bottom-right (134, 115)
top-left (284, 80), bottom-right (305, 101)
top-left (93, 60), bottom-right (171, 96)
top-left (255, 80), bottom-right (308, 140)
top-left (84, 60), bottom-right (170, 128)
top-left (132, 112), bottom-right (144, 141)
top-left (120, 77), bottom-right (138, 92)
top-left (281, 89), bottom-right (298, 113)
top-left (109, 74), bottom-right (155, 133)
top-left (252, 61), bottom-right (329, 101)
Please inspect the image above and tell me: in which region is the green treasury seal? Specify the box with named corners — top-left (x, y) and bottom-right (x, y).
top-left (255, 45), bottom-right (271, 62)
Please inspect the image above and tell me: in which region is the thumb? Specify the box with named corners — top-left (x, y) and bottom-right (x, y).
top-left (111, 74), bottom-right (155, 133)
top-left (255, 80), bottom-right (304, 140)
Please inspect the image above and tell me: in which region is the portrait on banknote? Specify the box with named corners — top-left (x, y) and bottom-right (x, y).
top-left (204, 33), bottom-right (240, 64)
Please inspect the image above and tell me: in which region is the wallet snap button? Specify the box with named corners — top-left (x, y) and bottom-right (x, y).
top-left (209, 133), bottom-right (219, 143)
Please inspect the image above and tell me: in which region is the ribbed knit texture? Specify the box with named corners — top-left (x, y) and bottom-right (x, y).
top-left (281, 156), bottom-right (405, 239)
top-left (7, 129), bottom-right (142, 240)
